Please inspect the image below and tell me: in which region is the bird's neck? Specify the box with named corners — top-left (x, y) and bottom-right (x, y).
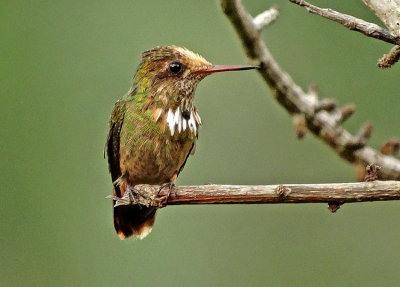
top-left (127, 84), bottom-right (202, 137)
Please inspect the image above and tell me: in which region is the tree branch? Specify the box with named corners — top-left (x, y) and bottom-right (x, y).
top-left (220, 0), bottom-right (400, 180)
top-left (362, 0), bottom-right (400, 37)
top-left (108, 181), bottom-right (400, 207)
top-left (290, 0), bottom-right (400, 67)
top-left (289, 0), bottom-right (400, 46)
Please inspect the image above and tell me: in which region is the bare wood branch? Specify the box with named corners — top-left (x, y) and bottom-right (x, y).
top-left (220, 0), bottom-right (400, 180)
top-left (289, 0), bottom-right (400, 45)
top-left (108, 181), bottom-right (400, 206)
top-left (362, 0), bottom-right (400, 36)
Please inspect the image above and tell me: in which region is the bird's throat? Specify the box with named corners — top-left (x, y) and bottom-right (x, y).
top-left (165, 107), bottom-right (202, 136)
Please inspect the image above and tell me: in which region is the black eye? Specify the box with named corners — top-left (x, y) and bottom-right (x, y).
top-left (168, 61), bottom-right (183, 74)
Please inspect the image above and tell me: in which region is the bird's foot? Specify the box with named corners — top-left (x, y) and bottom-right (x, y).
top-left (110, 185), bottom-right (139, 207)
top-left (157, 182), bottom-right (175, 207)
top-left (129, 185), bottom-right (155, 202)
top-left (109, 185), bottom-right (154, 207)
top-left (125, 185), bottom-right (138, 204)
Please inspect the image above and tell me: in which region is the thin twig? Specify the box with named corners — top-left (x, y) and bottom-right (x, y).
top-left (289, 0), bottom-right (400, 46)
top-left (108, 181), bottom-right (400, 206)
top-left (378, 45), bottom-right (400, 68)
top-left (220, 0), bottom-right (400, 180)
top-left (253, 5), bottom-right (279, 30)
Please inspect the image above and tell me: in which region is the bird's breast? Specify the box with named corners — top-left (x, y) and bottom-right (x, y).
top-left (119, 107), bottom-right (200, 184)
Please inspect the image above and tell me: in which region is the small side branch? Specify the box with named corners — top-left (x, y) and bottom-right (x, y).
top-left (289, 0), bottom-right (400, 46)
top-left (378, 45), bottom-right (400, 68)
top-left (109, 181), bottom-right (400, 206)
top-left (253, 5), bottom-right (279, 30)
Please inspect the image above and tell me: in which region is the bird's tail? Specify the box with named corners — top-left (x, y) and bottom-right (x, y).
top-left (113, 204), bottom-right (157, 239)
top-left (112, 181), bottom-right (157, 240)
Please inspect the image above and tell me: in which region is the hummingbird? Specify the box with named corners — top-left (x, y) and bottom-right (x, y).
top-left (106, 46), bottom-right (256, 239)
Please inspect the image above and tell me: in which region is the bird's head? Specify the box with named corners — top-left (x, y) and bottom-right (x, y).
top-left (132, 46), bottom-right (256, 111)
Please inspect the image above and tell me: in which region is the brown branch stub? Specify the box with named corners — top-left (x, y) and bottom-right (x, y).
top-left (336, 104), bottom-right (355, 124)
top-left (315, 99), bottom-right (337, 112)
top-left (289, 0), bottom-right (400, 46)
top-left (293, 113), bottom-right (307, 139)
top-left (220, 0), bottom-right (400, 180)
top-left (345, 122), bottom-right (373, 151)
top-left (307, 84), bottom-right (318, 98)
top-left (378, 45), bottom-right (400, 68)
top-left (356, 122), bottom-right (373, 143)
top-left (381, 139), bottom-right (400, 155)
top-left (107, 182), bottom-right (400, 206)
top-left (274, 185), bottom-right (292, 197)
top-left (328, 201), bottom-right (343, 213)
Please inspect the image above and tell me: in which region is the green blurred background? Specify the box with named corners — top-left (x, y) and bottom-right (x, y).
top-left (1, 0), bottom-right (399, 286)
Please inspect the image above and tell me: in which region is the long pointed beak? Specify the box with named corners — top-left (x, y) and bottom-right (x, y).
top-left (197, 65), bottom-right (258, 74)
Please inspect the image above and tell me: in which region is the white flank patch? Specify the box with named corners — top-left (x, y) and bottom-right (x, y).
top-left (167, 109), bottom-right (175, 136)
top-left (165, 107), bottom-right (201, 136)
top-left (174, 107), bottom-right (180, 126)
top-left (178, 112), bottom-right (182, 133)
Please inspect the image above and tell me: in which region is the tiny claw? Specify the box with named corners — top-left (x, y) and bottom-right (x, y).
top-left (107, 193), bottom-right (132, 207)
top-left (125, 186), bottom-right (136, 203)
top-left (157, 182), bottom-right (175, 207)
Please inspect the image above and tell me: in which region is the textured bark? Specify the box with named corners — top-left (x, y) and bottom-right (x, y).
top-left (378, 45), bottom-right (400, 68)
top-left (109, 182), bottom-right (400, 206)
top-left (362, 0), bottom-right (400, 36)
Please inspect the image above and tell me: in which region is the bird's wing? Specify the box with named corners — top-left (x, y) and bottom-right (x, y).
top-left (176, 126), bottom-right (199, 177)
top-left (105, 100), bottom-right (126, 197)
top-left (177, 141), bottom-right (196, 177)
